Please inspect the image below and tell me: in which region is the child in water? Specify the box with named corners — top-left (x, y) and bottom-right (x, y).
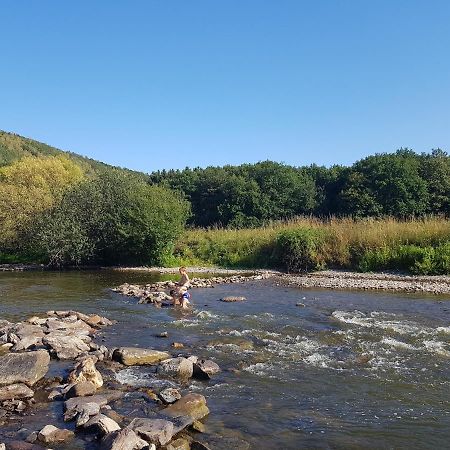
top-left (170, 267), bottom-right (191, 309)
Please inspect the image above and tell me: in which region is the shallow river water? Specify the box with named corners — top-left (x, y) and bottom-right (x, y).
top-left (0, 270), bottom-right (449, 449)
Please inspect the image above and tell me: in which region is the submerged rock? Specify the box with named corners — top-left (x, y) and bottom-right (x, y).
top-left (0, 350), bottom-right (50, 386)
top-left (162, 393), bottom-right (209, 421)
top-left (220, 296), bottom-right (246, 302)
top-left (112, 347), bottom-right (171, 366)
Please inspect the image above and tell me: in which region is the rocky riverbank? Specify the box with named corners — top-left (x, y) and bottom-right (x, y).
top-left (0, 310), bottom-right (222, 450)
top-left (278, 270), bottom-right (450, 295)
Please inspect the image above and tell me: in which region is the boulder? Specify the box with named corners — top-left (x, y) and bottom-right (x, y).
top-left (65, 381), bottom-right (98, 398)
top-left (166, 438), bottom-right (191, 450)
top-left (163, 393), bottom-right (209, 421)
top-left (0, 350), bottom-right (50, 386)
top-left (128, 418), bottom-right (174, 446)
top-left (9, 323), bottom-right (45, 351)
top-left (0, 383), bottom-right (34, 401)
top-left (67, 357), bottom-right (103, 388)
top-left (193, 359), bottom-right (221, 380)
top-left (112, 347), bottom-right (171, 366)
top-left (159, 387), bottom-right (182, 404)
top-left (84, 413), bottom-right (121, 436)
top-left (100, 428), bottom-right (149, 450)
top-left (157, 357), bottom-right (193, 380)
top-left (43, 331), bottom-right (91, 359)
top-left (37, 424), bottom-right (74, 444)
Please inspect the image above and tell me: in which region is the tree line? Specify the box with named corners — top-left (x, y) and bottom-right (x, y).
top-left (149, 149), bottom-right (450, 227)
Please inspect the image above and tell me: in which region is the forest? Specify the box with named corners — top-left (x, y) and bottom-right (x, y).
top-left (1, 130), bottom-right (449, 273)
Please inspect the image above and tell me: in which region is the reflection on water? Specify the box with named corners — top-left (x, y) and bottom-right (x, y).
top-left (0, 270), bottom-right (449, 449)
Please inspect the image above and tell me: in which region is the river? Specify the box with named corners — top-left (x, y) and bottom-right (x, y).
top-left (0, 270), bottom-right (449, 449)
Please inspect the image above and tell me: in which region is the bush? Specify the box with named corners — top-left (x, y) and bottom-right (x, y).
top-left (275, 228), bottom-right (327, 272)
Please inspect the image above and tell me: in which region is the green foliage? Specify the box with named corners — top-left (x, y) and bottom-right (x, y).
top-left (275, 228), bottom-right (327, 272)
top-left (31, 170), bottom-right (190, 266)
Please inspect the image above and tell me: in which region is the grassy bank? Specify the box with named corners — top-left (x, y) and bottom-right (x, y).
top-left (171, 217), bottom-right (450, 275)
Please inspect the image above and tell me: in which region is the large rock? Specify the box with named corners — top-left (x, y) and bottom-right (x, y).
top-left (128, 418), bottom-right (174, 446)
top-left (84, 413), bottom-right (121, 436)
top-left (112, 347), bottom-right (171, 366)
top-left (157, 357), bottom-right (193, 380)
top-left (159, 387), bottom-right (182, 404)
top-left (163, 393), bottom-right (209, 421)
top-left (9, 324), bottom-right (45, 351)
top-left (37, 425), bottom-right (74, 444)
top-left (43, 330), bottom-right (91, 359)
top-left (65, 381), bottom-right (98, 398)
top-left (193, 359), bottom-right (221, 380)
top-left (0, 350), bottom-right (50, 386)
top-left (100, 428), bottom-right (149, 450)
top-left (0, 383), bottom-right (34, 401)
top-left (68, 357), bottom-right (103, 388)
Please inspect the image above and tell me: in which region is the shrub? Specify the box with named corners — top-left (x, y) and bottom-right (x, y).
top-left (275, 228), bottom-right (327, 272)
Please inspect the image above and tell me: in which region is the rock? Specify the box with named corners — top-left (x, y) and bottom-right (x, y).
top-left (100, 428), bottom-right (149, 450)
top-left (163, 393), bottom-right (209, 420)
top-left (67, 357), bottom-right (103, 388)
top-left (25, 431), bottom-right (38, 443)
top-left (0, 383), bottom-right (34, 401)
top-left (220, 296), bottom-right (246, 302)
top-left (159, 387), bottom-right (182, 404)
top-left (43, 330), bottom-right (91, 360)
top-left (0, 444), bottom-right (4, 450)
top-left (64, 392), bottom-right (122, 426)
top-left (208, 337), bottom-right (254, 351)
top-left (157, 357), bottom-right (193, 380)
top-left (193, 359), bottom-right (220, 380)
top-left (9, 323), bottom-right (45, 351)
top-left (191, 442), bottom-right (212, 450)
top-left (102, 408), bottom-right (124, 425)
top-left (296, 302), bottom-right (306, 307)
top-left (171, 342), bottom-right (184, 349)
top-left (191, 420), bottom-right (206, 433)
top-left (37, 424), bottom-right (74, 444)
top-left (128, 418), bottom-right (174, 446)
top-left (84, 413), bottom-right (121, 436)
top-left (0, 350), bottom-right (50, 386)
top-left (4, 442), bottom-right (42, 450)
top-left (112, 347), bottom-right (171, 366)
top-left (166, 438), bottom-right (191, 450)
top-left (157, 332), bottom-right (169, 338)
top-left (66, 381), bottom-right (98, 398)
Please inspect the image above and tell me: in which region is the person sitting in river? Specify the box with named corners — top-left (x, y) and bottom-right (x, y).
top-left (170, 287), bottom-right (191, 309)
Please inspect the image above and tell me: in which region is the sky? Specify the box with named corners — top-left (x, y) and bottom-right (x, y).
top-left (1, 1), bottom-right (449, 172)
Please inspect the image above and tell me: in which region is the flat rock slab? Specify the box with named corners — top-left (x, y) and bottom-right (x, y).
top-left (162, 393), bottom-right (209, 421)
top-left (0, 350), bottom-right (50, 386)
top-left (112, 347), bottom-right (171, 366)
top-left (84, 413), bottom-right (121, 436)
top-left (0, 383), bottom-right (34, 401)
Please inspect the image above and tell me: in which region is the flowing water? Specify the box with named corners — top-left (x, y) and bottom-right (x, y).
top-left (0, 270), bottom-right (449, 449)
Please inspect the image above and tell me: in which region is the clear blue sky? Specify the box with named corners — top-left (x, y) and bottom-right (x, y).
top-left (1, 1), bottom-right (449, 172)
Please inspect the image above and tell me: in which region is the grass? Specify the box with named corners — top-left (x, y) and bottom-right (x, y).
top-left (172, 217), bottom-right (450, 274)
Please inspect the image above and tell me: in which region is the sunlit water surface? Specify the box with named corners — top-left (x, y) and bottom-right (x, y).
top-left (0, 270), bottom-right (449, 449)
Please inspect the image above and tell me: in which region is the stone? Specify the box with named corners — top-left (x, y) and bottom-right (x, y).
top-left (159, 387), bottom-right (182, 404)
top-left (112, 347), bottom-right (171, 366)
top-left (128, 418), bottom-right (174, 446)
top-left (67, 357), bottom-right (103, 388)
top-left (157, 332), bottom-right (169, 338)
top-left (157, 357), bottom-right (193, 380)
top-left (191, 420), bottom-right (206, 433)
top-left (100, 428), bottom-right (149, 450)
top-left (0, 350), bottom-right (50, 386)
top-left (171, 342), bottom-right (184, 349)
top-left (84, 413), bottom-right (121, 436)
top-left (166, 438), bottom-right (191, 450)
top-left (220, 296), bottom-right (246, 302)
top-left (0, 383), bottom-right (34, 401)
top-left (43, 330), bottom-right (91, 360)
top-left (193, 359), bottom-right (221, 380)
top-left (65, 381), bottom-right (98, 398)
top-left (9, 323), bottom-right (45, 351)
top-left (191, 442), bottom-right (212, 450)
top-left (37, 424), bottom-right (74, 444)
top-left (0, 444), bottom-right (4, 450)
top-left (163, 393), bottom-right (209, 421)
